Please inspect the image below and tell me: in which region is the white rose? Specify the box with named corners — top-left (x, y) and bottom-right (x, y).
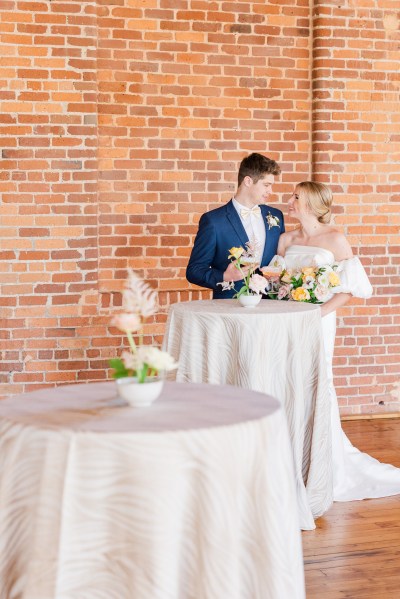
top-left (270, 255), bottom-right (285, 270)
top-left (248, 273), bottom-right (268, 295)
top-left (314, 284), bottom-right (329, 302)
top-left (121, 350), bottom-right (143, 371)
top-left (317, 273), bottom-right (329, 288)
top-left (138, 346), bottom-right (178, 372)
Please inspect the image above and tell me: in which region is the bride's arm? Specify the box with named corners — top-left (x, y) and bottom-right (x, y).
top-left (277, 232), bottom-right (291, 256)
top-left (320, 233), bottom-right (354, 317)
top-left (320, 292), bottom-right (352, 317)
top-left (330, 231), bottom-right (353, 261)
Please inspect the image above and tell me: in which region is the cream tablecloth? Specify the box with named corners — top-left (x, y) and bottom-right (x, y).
top-left (0, 381), bottom-right (305, 599)
top-left (164, 300), bottom-right (333, 530)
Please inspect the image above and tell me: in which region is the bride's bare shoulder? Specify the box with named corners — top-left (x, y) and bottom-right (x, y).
top-left (277, 229), bottom-right (299, 255)
top-left (280, 228), bottom-right (300, 244)
top-left (324, 228), bottom-right (353, 260)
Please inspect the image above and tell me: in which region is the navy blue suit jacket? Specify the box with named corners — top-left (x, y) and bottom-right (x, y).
top-left (186, 200), bottom-right (285, 298)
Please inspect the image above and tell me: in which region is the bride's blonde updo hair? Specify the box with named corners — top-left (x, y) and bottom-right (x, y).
top-left (296, 181), bottom-right (333, 224)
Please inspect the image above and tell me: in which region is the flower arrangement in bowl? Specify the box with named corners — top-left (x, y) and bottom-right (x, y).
top-left (109, 270), bottom-right (178, 406)
top-left (261, 257), bottom-right (341, 304)
top-left (218, 242), bottom-right (268, 306)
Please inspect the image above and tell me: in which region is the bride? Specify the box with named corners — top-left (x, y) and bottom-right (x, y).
top-left (271, 181), bottom-right (400, 502)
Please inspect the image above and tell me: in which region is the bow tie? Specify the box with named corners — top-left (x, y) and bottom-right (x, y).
top-left (240, 206), bottom-right (261, 219)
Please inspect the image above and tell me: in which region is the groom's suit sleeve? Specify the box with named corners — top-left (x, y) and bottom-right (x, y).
top-left (186, 213), bottom-right (225, 291)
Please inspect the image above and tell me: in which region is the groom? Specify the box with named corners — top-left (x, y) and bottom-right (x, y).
top-left (186, 153), bottom-right (285, 298)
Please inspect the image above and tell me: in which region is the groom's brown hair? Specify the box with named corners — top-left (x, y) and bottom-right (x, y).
top-left (238, 153), bottom-right (281, 186)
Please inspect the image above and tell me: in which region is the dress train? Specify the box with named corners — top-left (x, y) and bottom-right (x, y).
top-left (279, 245), bottom-right (400, 502)
top-left (322, 311), bottom-right (400, 501)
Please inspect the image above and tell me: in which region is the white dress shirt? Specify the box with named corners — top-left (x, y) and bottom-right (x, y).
top-left (232, 198), bottom-right (266, 261)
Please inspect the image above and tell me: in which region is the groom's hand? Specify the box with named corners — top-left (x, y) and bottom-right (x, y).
top-left (223, 261), bottom-right (251, 282)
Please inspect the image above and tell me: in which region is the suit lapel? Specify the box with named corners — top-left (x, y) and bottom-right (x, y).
top-left (226, 199), bottom-right (249, 248)
top-left (260, 204), bottom-right (271, 265)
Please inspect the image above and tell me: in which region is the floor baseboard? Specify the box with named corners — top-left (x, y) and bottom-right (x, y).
top-left (341, 412), bottom-right (400, 421)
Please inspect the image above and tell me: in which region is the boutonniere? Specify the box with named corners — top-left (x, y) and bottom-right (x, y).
top-left (266, 212), bottom-right (280, 230)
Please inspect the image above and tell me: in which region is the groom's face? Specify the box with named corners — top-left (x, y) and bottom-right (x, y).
top-left (248, 174), bottom-right (275, 205)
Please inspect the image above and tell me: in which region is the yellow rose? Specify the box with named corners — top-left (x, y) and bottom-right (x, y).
top-left (328, 271), bottom-right (340, 287)
top-left (302, 267), bottom-right (316, 278)
top-left (281, 271), bottom-right (292, 284)
top-left (291, 287), bottom-right (310, 301)
top-left (228, 247), bottom-right (244, 260)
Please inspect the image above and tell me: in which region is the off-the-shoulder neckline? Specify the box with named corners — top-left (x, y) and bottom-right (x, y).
top-left (286, 244), bottom-right (336, 260)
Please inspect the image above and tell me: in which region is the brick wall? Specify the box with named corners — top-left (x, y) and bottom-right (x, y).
top-left (312, 0), bottom-right (400, 413)
top-left (1, 0), bottom-right (399, 414)
top-left (1, 0), bottom-right (101, 393)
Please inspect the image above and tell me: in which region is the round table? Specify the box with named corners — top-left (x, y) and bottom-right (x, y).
top-left (163, 299), bottom-right (333, 530)
top-left (0, 381), bottom-right (305, 599)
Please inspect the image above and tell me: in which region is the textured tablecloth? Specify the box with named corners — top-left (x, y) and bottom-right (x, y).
top-left (164, 299), bottom-right (333, 530)
top-left (0, 381), bottom-right (305, 599)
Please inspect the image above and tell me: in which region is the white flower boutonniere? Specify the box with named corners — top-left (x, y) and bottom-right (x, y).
top-left (266, 212), bottom-right (280, 230)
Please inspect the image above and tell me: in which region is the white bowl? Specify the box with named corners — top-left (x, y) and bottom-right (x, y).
top-left (238, 294), bottom-right (262, 307)
top-left (116, 377), bottom-right (164, 407)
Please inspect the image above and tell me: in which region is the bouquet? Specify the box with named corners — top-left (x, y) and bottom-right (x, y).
top-left (109, 270), bottom-right (178, 382)
top-left (262, 259), bottom-right (341, 303)
top-left (218, 241), bottom-right (269, 298)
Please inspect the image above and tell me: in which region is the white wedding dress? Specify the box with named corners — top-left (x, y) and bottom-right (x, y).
top-left (279, 245), bottom-right (400, 502)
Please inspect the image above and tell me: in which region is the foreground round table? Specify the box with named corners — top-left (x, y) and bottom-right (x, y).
top-left (0, 381), bottom-right (305, 599)
top-left (164, 299), bottom-right (333, 530)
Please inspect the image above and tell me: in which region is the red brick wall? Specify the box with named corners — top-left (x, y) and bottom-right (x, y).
top-left (312, 1), bottom-right (400, 413)
top-left (1, 0), bottom-right (101, 394)
top-left (1, 0), bottom-right (399, 414)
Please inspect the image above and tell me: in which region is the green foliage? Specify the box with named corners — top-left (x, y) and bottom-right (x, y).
top-left (109, 358), bottom-right (157, 383)
top-left (109, 358), bottom-right (130, 379)
top-left (234, 286), bottom-right (249, 299)
top-left (290, 274), bottom-right (303, 289)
